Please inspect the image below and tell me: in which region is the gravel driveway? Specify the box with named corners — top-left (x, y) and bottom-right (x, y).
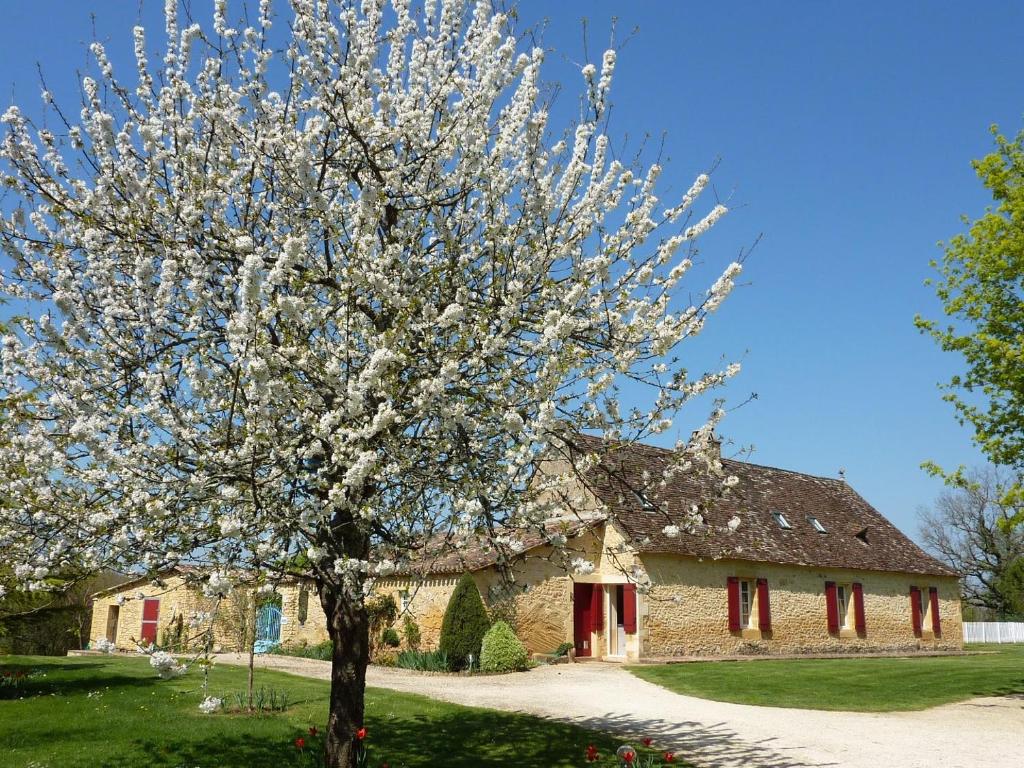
top-left (216, 654), bottom-right (1024, 768)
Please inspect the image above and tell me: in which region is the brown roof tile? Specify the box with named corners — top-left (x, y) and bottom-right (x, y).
top-left (565, 434), bottom-right (956, 578)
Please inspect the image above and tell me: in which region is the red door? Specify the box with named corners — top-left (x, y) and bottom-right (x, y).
top-left (573, 583), bottom-right (593, 657)
top-left (140, 599), bottom-right (160, 646)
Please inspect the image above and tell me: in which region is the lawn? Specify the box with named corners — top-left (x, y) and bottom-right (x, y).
top-left (0, 655), bottom-right (673, 767)
top-left (628, 644), bottom-right (1024, 712)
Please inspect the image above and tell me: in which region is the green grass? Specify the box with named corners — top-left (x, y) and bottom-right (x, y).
top-left (628, 643), bottom-right (1024, 712)
top-left (0, 655), bottom-right (670, 767)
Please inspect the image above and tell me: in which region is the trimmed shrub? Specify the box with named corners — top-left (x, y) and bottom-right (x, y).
top-left (480, 621), bottom-right (529, 672)
top-left (438, 573), bottom-right (490, 670)
top-left (382, 627), bottom-right (401, 647)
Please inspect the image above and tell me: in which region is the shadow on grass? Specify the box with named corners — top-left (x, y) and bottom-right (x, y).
top-left (0, 659), bottom-right (163, 699)
top-left (117, 705), bottom-right (837, 768)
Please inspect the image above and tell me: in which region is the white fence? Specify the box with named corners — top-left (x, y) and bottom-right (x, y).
top-left (963, 621), bottom-right (1024, 644)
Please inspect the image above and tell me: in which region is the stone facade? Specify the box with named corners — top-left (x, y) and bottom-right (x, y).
top-left (88, 575), bottom-right (331, 652)
top-left (90, 523), bottom-right (963, 659)
top-left (640, 553), bottom-right (962, 656)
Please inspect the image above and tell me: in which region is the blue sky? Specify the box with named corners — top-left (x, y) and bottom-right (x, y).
top-left (1, 2), bottom-right (1022, 542)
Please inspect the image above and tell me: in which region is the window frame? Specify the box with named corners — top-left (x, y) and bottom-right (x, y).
top-left (772, 511), bottom-right (792, 529)
top-left (835, 584), bottom-right (850, 630)
top-left (739, 579), bottom-right (753, 629)
top-left (808, 516), bottom-right (827, 533)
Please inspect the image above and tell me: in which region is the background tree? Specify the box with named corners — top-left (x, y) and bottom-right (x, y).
top-left (916, 125), bottom-right (1024, 522)
top-left (0, 2), bottom-right (746, 765)
top-left (917, 467), bottom-right (1024, 618)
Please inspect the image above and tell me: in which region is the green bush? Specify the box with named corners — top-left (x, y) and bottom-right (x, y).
top-left (402, 614), bottom-right (421, 650)
top-left (480, 621), bottom-right (529, 672)
top-left (394, 649), bottom-right (450, 672)
top-left (269, 639), bottom-right (333, 661)
top-left (382, 627), bottom-right (401, 647)
top-left (552, 641), bottom-right (573, 658)
top-left (438, 573), bottom-right (490, 670)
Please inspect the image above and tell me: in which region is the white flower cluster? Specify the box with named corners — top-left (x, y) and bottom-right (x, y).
top-left (149, 651), bottom-right (186, 680)
top-left (198, 696), bottom-right (223, 714)
top-left (571, 558), bottom-right (596, 576)
top-left (92, 638), bottom-right (117, 654)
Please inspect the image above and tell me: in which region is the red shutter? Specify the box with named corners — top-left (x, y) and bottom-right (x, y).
top-left (622, 584), bottom-right (638, 634)
top-left (727, 577), bottom-right (740, 632)
top-left (140, 599), bottom-right (160, 645)
top-left (590, 584), bottom-right (604, 632)
top-left (142, 599), bottom-right (160, 621)
top-left (825, 581), bottom-right (839, 634)
top-left (852, 582), bottom-right (866, 635)
top-left (910, 586), bottom-right (922, 637)
top-left (756, 578), bottom-right (772, 632)
top-left (929, 587), bottom-right (941, 637)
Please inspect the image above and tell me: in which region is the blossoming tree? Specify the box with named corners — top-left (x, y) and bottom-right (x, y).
top-left (0, 1), bottom-right (744, 764)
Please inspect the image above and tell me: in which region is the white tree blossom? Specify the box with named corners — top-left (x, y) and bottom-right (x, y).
top-left (0, 2), bottom-right (744, 764)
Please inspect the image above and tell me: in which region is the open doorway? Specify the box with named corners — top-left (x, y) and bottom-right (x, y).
top-left (105, 605), bottom-right (120, 643)
top-left (606, 584), bottom-right (637, 658)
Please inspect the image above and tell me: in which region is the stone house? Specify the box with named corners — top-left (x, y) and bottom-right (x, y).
top-left (91, 438), bottom-right (962, 659)
top-left (89, 567), bottom-right (328, 652)
top-left (377, 438), bottom-right (962, 660)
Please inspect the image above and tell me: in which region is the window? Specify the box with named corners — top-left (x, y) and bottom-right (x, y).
top-left (835, 584), bottom-right (849, 629)
top-left (918, 588), bottom-right (929, 625)
top-left (399, 589), bottom-right (411, 613)
top-left (808, 516), bottom-right (827, 533)
top-left (772, 511), bottom-right (792, 529)
top-left (739, 580), bottom-right (753, 628)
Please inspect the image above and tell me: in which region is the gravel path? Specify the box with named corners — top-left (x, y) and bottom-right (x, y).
top-left (215, 654), bottom-right (1024, 768)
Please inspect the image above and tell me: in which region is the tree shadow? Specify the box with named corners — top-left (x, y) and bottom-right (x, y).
top-left (0, 660), bottom-right (160, 699)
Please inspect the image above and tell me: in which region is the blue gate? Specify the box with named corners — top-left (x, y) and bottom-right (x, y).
top-left (254, 603), bottom-right (282, 654)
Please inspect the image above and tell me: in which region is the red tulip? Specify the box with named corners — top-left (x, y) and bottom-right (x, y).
top-left (664, 752), bottom-right (676, 763)
top-left (623, 751), bottom-right (635, 764)
top-left (294, 737), bottom-right (306, 750)
top-left (585, 744), bottom-right (600, 762)
top-left (356, 727), bottom-right (367, 740)
top-left (642, 738), bottom-right (653, 747)
top-left (308, 726), bottom-right (318, 737)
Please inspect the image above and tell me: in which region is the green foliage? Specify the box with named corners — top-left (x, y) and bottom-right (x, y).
top-left (224, 686), bottom-right (290, 713)
top-left (381, 627), bottom-right (401, 648)
top-left (394, 649), bottom-right (451, 672)
top-left (366, 593), bottom-right (398, 654)
top-left (916, 124), bottom-right (1024, 523)
top-left (996, 556), bottom-right (1024, 618)
top-left (479, 621), bottom-right (529, 673)
top-left (438, 573), bottom-right (490, 670)
top-left (553, 641), bottom-right (574, 657)
top-left (402, 614), bottom-right (421, 651)
top-left (269, 640), bottom-right (334, 661)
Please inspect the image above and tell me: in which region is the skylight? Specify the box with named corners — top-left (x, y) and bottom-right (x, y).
top-left (772, 511), bottom-right (792, 530)
top-left (809, 516), bottom-right (827, 534)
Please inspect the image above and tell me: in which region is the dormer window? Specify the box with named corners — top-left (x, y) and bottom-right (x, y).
top-left (809, 516), bottom-right (827, 534)
top-left (855, 527), bottom-right (869, 545)
top-left (772, 511), bottom-right (792, 530)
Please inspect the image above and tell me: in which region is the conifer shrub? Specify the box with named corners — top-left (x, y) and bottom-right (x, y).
top-left (479, 620), bottom-right (529, 672)
top-left (438, 573), bottom-right (490, 670)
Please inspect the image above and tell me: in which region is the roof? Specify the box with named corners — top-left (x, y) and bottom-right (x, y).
top-left (395, 518), bottom-right (597, 576)
top-left (566, 434), bottom-right (956, 578)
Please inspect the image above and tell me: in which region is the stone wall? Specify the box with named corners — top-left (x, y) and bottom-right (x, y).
top-left (89, 576), bottom-right (332, 652)
top-left (640, 553), bottom-right (963, 656)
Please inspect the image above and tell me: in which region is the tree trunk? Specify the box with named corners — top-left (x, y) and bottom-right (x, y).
top-left (247, 596), bottom-right (257, 711)
top-left (321, 582), bottom-right (370, 768)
